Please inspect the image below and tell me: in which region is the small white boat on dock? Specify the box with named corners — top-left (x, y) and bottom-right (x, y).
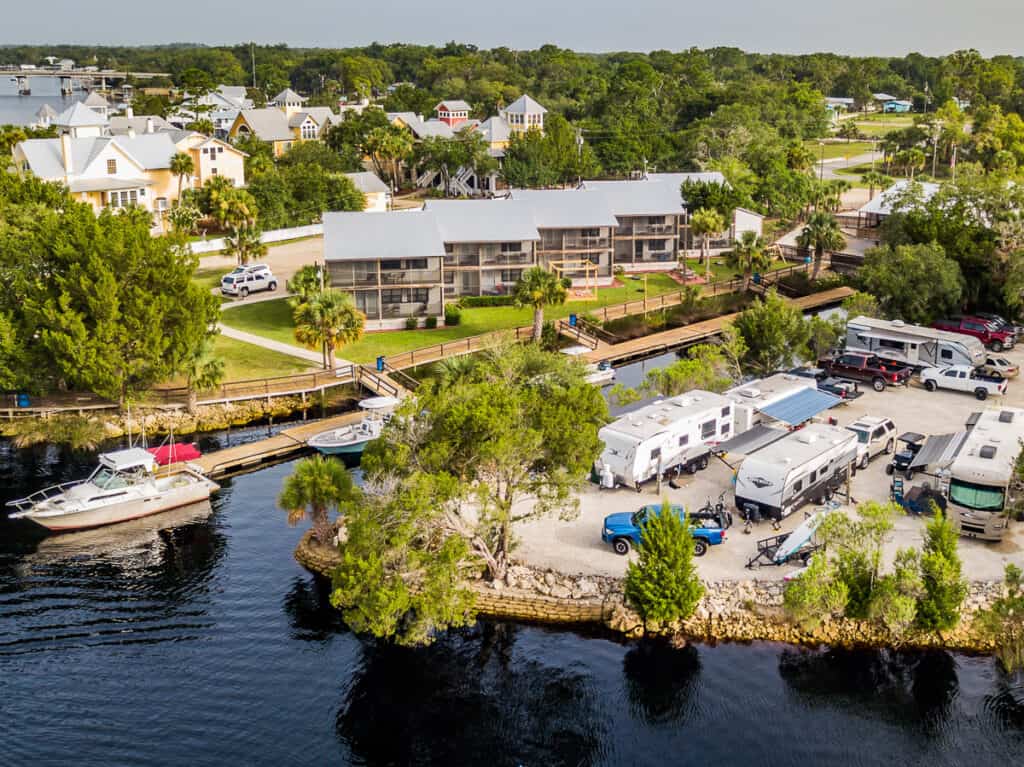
top-left (6, 448), bottom-right (219, 533)
top-left (561, 345), bottom-right (616, 386)
top-left (307, 396), bottom-right (400, 456)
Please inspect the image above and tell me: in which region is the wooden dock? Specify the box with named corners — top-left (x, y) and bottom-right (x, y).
top-left (192, 411), bottom-right (364, 478)
top-left (585, 286), bottom-right (854, 364)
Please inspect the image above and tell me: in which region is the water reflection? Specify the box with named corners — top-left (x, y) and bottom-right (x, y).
top-left (284, 573), bottom-right (348, 641)
top-left (337, 621), bottom-right (606, 766)
top-left (778, 647), bottom-right (960, 730)
top-left (984, 674), bottom-right (1024, 730)
top-left (622, 638), bottom-right (701, 725)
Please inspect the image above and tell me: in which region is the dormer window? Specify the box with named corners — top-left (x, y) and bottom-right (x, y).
top-left (107, 159), bottom-right (117, 174)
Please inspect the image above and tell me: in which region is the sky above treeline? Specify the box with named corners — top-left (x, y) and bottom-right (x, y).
top-left (4, 0), bottom-right (1023, 57)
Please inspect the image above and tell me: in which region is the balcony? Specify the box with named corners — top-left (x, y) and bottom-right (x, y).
top-left (444, 254), bottom-right (480, 267)
top-left (481, 251), bottom-right (532, 266)
top-left (328, 271), bottom-right (379, 288)
top-left (636, 250), bottom-right (675, 263)
top-left (633, 223), bottom-right (676, 236)
top-left (562, 236), bottom-right (610, 250)
top-left (382, 301), bottom-right (442, 318)
top-left (380, 269), bottom-right (443, 285)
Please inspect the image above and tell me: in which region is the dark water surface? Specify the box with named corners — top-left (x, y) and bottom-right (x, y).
top-left (2, 442), bottom-right (1024, 766)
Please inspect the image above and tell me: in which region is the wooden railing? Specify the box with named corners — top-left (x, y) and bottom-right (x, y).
top-left (146, 366), bottom-right (360, 406)
top-left (556, 320), bottom-right (600, 350)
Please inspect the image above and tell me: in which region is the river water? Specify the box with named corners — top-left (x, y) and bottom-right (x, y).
top-left (0, 76), bottom-right (76, 126)
top-left (2, 393), bottom-right (1024, 764)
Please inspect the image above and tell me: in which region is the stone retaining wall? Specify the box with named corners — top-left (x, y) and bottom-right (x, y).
top-left (294, 533), bottom-right (1004, 651)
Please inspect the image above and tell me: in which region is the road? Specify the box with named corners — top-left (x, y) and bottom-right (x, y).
top-left (815, 151), bottom-right (883, 181)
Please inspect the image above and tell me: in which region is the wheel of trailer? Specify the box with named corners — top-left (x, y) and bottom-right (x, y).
top-left (872, 377), bottom-right (886, 392)
top-left (885, 438), bottom-right (895, 454)
top-left (992, 340), bottom-right (1004, 352)
top-left (698, 455), bottom-right (709, 470)
top-left (613, 538), bottom-right (631, 555)
top-left (686, 461), bottom-right (700, 475)
top-left (693, 540), bottom-right (708, 557)
top-left (975, 388), bottom-right (989, 401)
top-left (859, 454), bottom-right (870, 470)
top-left (924, 379), bottom-right (937, 392)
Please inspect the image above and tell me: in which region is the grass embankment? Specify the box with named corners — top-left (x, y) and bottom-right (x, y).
top-left (212, 335), bottom-right (314, 380)
top-left (220, 273), bottom-right (684, 364)
top-left (808, 141), bottom-right (876, 160)
top-left (193, 266), bottom-right (232, 291)
top-left (682, 257), bottom-right (789, 283)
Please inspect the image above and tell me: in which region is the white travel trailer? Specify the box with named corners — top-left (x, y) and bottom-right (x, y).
top-left (596, 391), bottom-right (733, 489)
top-left (734, 423), bottom-right (858, 522)
top-left (947, 408), bottom-right (1024, 542)
top-left (846, 316), bottom-right (986, 369)
top-left (726, 374), bottom-right (818, 433)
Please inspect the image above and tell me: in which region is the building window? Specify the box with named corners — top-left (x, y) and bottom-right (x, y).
top-left (406, 258), bottom-right (427, 270)
top-left (202, 148), bottom-right (209, 155)
top-left (106, 159), bottom-right (117, 174)
top-left (381, 289), bottom-right (404, 304)
top-left (500, 269), bottom-right (522, 283)
top-left (381, 260), bottom-right (402, 271)
top-left (500, 242), bottom-right (520, 253)
top-left (700, 420), bottom-right (716, 439)
top-left (211, 167), bottom-right (218, 176)
top-left (411, 288), bottom-right (429, 304)
top-left (217, 146), bottom-right (224, 154)
top-left (301, 122), bottom-right (317, 139)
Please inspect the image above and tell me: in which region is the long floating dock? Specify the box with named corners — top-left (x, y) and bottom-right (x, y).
top-left (193, 411), bottom-right (364, 478)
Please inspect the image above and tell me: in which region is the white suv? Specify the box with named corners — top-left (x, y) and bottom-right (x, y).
top-left (845, 416), bottom-right (897, 470)
top-left (220, 264), bottom-right (278, 297)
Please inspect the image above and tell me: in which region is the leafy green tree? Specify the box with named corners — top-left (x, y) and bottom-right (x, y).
top-left (974, 564), bottom-right (1024, 672)
top-left (916, 508), bottom-right (968, 632)
top-left (169, 151), bottom-right (194, 203)
top-left (278, 455), bottom-right (356, 544)
top-left (868, 548), bottom-right (924, 642)
top-left (680, 179), bottom-right (744, 222)
top-left (224, 221), bottom-right (267, 266)
top-left (362, 125), bottom-right (414, 188)
top-left (804, 314), bottom-right (844, 360)
top-left (624, 504), bottom-right (705, 626)
top-left (727, 230), bottom-right (770, 291)
top-left (293, 289), bottom-right (365, 369)
top-left (512, 267), bottom-right (568, 342)
top-left (859, 243), bottom-right (963, 324)
top-left (840, 290), bottom-right (881, 325)
top-left (732, 289), bottom-right (810, 374)
top-left (276, 140), bottom-right (348, 172)
top-left (837, 121), bottom-right (861, 141)
top-left (330, 475), bottom-right (477, 647)
top-left (689, 207), bottom-right (726, 284)
top-left (362, 345), bottom-right (607, 581)
top-left (783, 552), bottom-right (849, 631)
top-left (894, 147), bottom-right (927, 179)
top-left (640, 343), bottom-right (735, 397)
top-left (797, 211), bottom-right (846, 280)
top-left (167, 202), bottom-right (201, 234)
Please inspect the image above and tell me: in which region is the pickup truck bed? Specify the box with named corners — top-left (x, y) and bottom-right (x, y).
top-left (817, 353), bottom-right (913, 392)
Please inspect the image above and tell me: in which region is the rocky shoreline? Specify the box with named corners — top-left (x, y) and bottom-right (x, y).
top-left (295, 532), bottom-right (1004, 653)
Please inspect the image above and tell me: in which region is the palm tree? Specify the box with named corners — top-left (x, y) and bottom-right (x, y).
top-left (293, 289), bottom-right (365, 369)
top-left (861, 170), bottom-right (891, 200)
top-left (513, 266), bottom-right (569, 343)
top-left (797, 211), bottom-right (846, 281)
top-left (225, 221), bottom-right (267, 266)
top-left (278, 455), bottom-right (355, 544)
top-left (286, 264), bottom-right (324, 307)
top-left (727, 231), bottom-right (771, 292)
top-left (689, 207), bottom-right (727, 285)
top-left (169, 151), bottom-right (195, 203)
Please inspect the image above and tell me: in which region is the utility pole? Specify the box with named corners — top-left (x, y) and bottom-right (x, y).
top-left (251, 43), bottom-right (257, 90)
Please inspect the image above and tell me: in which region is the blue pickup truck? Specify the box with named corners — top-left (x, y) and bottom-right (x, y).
top-left (601, 503), bottom-right (727, 556)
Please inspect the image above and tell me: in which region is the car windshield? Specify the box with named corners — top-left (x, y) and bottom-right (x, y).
top-left (949, 479), bottom-right (1005, 511)
top-left (847, 428), bottom-right (869, 444)
top-left (222, 276), bottom-right (234, 283)
top-left (630, 509), bottom-right (647, 526)
top-left (993, 357), bottom-right (1010, 366)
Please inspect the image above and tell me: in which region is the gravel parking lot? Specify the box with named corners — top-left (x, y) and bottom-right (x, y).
top-left (516, 347), bottom-right (1024, 581)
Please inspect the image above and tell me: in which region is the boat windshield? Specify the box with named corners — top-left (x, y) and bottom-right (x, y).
top-left (89, 467), bottom-right (132, 490)
top-left (949, 479), bottom-right (1005, 512)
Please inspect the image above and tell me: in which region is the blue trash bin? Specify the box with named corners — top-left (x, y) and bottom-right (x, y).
top-left (16, 393), bottom-right (30, 408)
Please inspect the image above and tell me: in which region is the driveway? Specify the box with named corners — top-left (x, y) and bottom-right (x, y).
top-left (200, 236), bottom-right (324, 287)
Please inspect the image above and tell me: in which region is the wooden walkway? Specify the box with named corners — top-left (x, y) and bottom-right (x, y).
top-left (191, 411), bottom-right (364, 478)
top-left (584, 286), bottom-right (854, 364)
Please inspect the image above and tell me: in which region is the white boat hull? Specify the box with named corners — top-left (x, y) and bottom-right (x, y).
top-left (16, 477), bottom-right (218, 532)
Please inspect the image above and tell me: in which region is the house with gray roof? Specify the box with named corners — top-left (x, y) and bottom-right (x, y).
top-left (33, 103), bottom-right (58, 129)
top-left (434, 99), bottom-right (471, 127)
top-left (81, 91), bottom-right (111, 118)
top-left (344, 171), bottom-right (391, 211)
top-left (229, 97), bottom-right (340, 157)
top-left (53, 102), bottom-right (109, 138)
top-left (500, 95), bottom-right (547, 133)
top-left (108, 113), bottom-right (174, 137)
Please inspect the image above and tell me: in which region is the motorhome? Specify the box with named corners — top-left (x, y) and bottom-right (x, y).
top-left (846, 316), bottom-right (986, 370)
top-left (595, 391), bottom-right (733, 490)
top-left (734, 423), bottom-right (858, 522)
top-left (947, 408), bottom-right (1024, 542)
top-left (726, 373), bottom-right (819, 433)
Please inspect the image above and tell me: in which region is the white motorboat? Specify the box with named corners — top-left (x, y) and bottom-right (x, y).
top-left (6, 448), bottom-right (219, 532)
top-left (561, 345), bottom-right (616, 386)
top-left (307, 396), bottom-right (400, 456)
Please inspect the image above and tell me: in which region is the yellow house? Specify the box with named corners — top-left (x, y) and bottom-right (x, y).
top-left (12, 131), bottom-right (246, 217)
top-left (228, 89), bottom-right (339, 158)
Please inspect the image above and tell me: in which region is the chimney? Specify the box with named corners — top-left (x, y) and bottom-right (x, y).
top-left (127, 127), bottom-right (136, 139)
top-left (60, 133), bottom-right (73, 176)
top-left (125, 105), bottom-right (134, 119)
top-left (145, 117), bottom-right (154, 134)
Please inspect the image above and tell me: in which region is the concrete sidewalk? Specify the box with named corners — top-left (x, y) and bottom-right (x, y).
top-left (218, 323), bottom-right (353, 367)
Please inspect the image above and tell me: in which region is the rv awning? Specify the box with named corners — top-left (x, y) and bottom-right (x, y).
top-left (910, 432), bottom-right (968, 470)
top-left (759, 388), bottom-right (842, 426)
top-left (716, 424), bottom-right (789, 456)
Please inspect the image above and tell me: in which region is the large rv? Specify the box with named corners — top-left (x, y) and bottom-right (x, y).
top-left (726, 373), bottom-right (818, 433)
top-left (846, 316), bottom-right (986, 369)
top-left (595, 391), bottom-right (734, 489)
top-left (734, 423), bottom-right (858, 522)
top-left (947, 407), bottom-right (1024, 542)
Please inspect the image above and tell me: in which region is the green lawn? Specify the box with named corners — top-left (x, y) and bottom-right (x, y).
top-left (682, 257), bottom-right (789, 283)
top-left (214, 335), bottom-right (314, 380)
top-left (220, 273), bottom-right (685, 364)
top-left (808, 141), bottom-right (876, 160)
top-left (193, 266), bottom-right (233, 292)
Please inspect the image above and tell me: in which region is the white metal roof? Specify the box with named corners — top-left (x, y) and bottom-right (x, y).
top-left (435, 99), bottom-right (471, 112)
top-left (345, 171), bottom-right (390, 195)
top-left (578, 179), bottom-right (685, 217)
top-left (323, 211), bottom-right (446, 262)
top-left (502, 95), bottom-right (548, 115)
top-left (858, 180), bottom-right (941, 216)
top-left (600, 391), bottom-right (731, 442)
top-left (55, 101), bottom-right (108, 127)
top-left (424, 199), bottom-right (541, 243)
top-left (99, 448), bottom-right (156, 472)
top-left (509, 189), bottom-right (619, 229)
top-left (236, 108), bottom-right (294, 141)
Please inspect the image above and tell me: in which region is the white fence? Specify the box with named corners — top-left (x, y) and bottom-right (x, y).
top-left (190, 224), bottom-right (323, 255)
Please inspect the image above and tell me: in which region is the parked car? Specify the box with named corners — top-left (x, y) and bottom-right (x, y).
top-left (886, 432), bottom-right (926, 479)
top-left (932, 316), bottom-right (1016, 352)
top-left (221, 264), bottom-right (278, 297)
top-left (974, 312), bottom-right (1024, 337)
top-left (816, 352), bottom-right (913, 392)
top-left (845, 416), bottom-right (897, 469)
top-left (980, 355), bottom-right (1020, 379)
top-left (787, 367), bottom-right (862, 399)
top-left (601, 504), bottom-right (726, 556)
top-left (920, 365), bottom-right (1007, 400)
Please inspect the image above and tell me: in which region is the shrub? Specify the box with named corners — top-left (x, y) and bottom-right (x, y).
top-left (405, 317), bottom-right (419, 330)
top-left (974, 564), bottom-right (1024, 673)
top-left (783, 552), bottom-right (849, 631)
top-left (458, 295), bottom-right (516, 307)
top-left (444, 305), bottom-right (462, 326)
top-left (916, 508), bottom-right (967, 632)
top-left (425, 316), bottom-right (438, 329)
top-left (540, 319), bottom-right (559, 351)
top-left (624, 504), bottom-right (705, 625)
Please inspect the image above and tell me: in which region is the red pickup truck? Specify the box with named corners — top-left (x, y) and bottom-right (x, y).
top-left (817, 352), bottom-right (913, 392)
top-left (932, 316), bottom-right (1016, 352)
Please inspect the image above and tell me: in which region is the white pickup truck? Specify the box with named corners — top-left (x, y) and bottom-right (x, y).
top-left (920, 365), bottom-right (1007, 400)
